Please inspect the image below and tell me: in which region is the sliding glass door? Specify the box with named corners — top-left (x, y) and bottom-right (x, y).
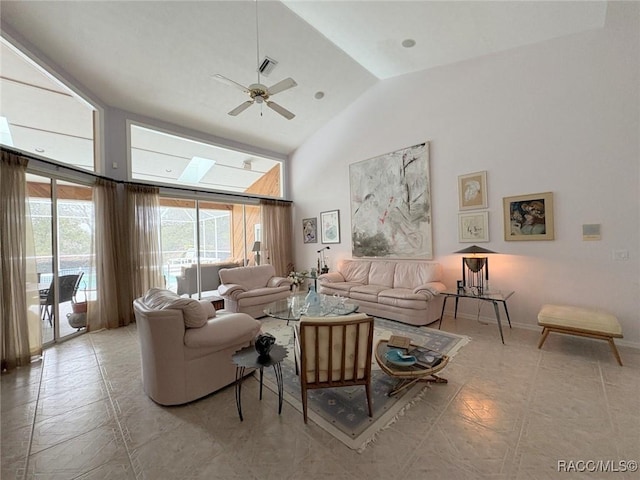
top-left (28, 173), bottom-right (94, 343)
top-left (160, 196), bottom-right (260, 298)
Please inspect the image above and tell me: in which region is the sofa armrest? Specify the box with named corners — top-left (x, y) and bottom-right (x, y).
top-left (413, 282), bottom-right (447, 299)
top-left (218, 283), bottom-right (247, 298)
top-left (267, 276), bottom-right (293, 288)
top-left (318, 272), bottom-right (345, 283)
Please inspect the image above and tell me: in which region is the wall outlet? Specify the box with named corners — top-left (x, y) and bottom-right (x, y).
top-left (613, 249), bottom-right (629, 261)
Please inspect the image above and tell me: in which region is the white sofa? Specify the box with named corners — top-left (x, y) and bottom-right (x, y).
top-left (133, 288), bottom-right (261, 406)
top-left (317, 259), bottom-right (446, 326)
top-left (218, 264), bottom-right (292, 318)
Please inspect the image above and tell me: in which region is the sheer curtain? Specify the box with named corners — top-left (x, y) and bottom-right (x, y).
top-left (261, 199), bottom-right (293, 277)
top-left (1, 151), bottom-right (41, 371)
top-left (125, 184), bottom-right (164, 304)
top-left (91, 181), bottom-right (164, 330)
top-left (91, 178), bottom-right (126, 330)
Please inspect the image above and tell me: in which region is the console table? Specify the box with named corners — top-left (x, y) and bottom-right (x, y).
top-left (439, 290), bottom-right (514, 344)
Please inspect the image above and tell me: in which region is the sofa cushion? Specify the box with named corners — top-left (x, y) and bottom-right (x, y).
top-left (184, 313), bottom-right (261, 350)
top-left (394, 262), bottom-right (442, 289)
top-left (219, 264), bottom-right (278, 290)
top-left (368, 261), bottom-right (396, 288)
top-left (141, 288), bottom-right (211, 328)
top-left (349, 284), bottom-right (388, 303)
top-left (339, 260), bottom-right (371, 284)
top-left (378, 288), bottom-right (429, 310)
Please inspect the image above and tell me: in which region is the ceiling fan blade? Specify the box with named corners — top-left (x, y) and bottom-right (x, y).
top-left (267, 77), bottom-right (298, 96)
top-left (213, 74), bottom-right (251, 94)
top-left (228, 100), bottom-right (254, 116)
top-left (266, 101), bottom-right (295, 120)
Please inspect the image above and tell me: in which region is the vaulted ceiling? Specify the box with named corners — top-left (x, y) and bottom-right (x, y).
top-left (1, 1), bottom-right (607, 158)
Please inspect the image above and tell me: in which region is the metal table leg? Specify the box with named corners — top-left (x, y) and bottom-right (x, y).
top-left (492, 300), bottom-right (505, 344)
top-left (273, 362), bottom-right (284, 414)
top-left (502, 300), bottom-right (513, 328)
top-left (438, 296), bottom-right (448, 329)
top-left (235, 366), bottom-right (245, 421)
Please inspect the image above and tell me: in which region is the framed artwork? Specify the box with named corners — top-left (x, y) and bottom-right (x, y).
top-left (320, 210), bottom-right (340, 244)
top-left (503, 192), bottom-right (554, 241)
top-left (458, 171), bottom-right (488, 210)
top-left (349, 142), bottom-right (432, 259)
top-left (458, 211), bottom-right (489, 242)
top-left (302, 217), bottom-right (317, 244)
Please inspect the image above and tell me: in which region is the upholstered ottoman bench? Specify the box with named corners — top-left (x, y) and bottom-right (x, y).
top-left (537, 304), bottom-right (623, 365)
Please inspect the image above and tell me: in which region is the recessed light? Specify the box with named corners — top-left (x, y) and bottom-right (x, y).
top-left (314, 91), bottom-right (325, 100)
top-left (402, 39), bottom-right (416, 48)
top-left (165, 169), bottom-right (172, 173)
top-left (35, 148), bottom-right (45, 153)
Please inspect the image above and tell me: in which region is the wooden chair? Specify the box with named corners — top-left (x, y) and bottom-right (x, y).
top-left (294, 313), bottom-right (374, 424)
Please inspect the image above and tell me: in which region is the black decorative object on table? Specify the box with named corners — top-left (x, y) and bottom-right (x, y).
top-left (255, 333), bottom-right (276, 359)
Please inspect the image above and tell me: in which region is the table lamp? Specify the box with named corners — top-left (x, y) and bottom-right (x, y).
top-left (252, 241), bottom-right (261, 265)
top-left (454, 245), bottom-right (496, 295)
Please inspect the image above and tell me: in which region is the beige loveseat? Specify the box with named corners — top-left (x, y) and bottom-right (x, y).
top-left (317, 259), bottom-right (446, 326)
top-left (218, 264), bottom-right (292, 318)
top-left (133, 288), bottom-right (261, 406)
top-left (176, 261), bottom-right (241, 297)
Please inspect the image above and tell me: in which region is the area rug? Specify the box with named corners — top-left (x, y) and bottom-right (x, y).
top-left (260, 317), bottom-right (470, 452)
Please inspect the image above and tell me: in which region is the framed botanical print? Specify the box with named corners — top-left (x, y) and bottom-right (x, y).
top-left (458, 171), bottom-right (488, 210)
top-left (458, 211), bottom-right (489, 242)
top-left (302, 217), bottom-right (317, 244)
top-left (503, 192), bottom-right (554, 241)
top-left (320, 210), bottom-right (340, 244)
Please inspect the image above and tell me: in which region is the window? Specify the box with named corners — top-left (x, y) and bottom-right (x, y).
top-left (0, 38), bottom-right (97, 171)
top-left (130, 124), bottom-right (283, 197)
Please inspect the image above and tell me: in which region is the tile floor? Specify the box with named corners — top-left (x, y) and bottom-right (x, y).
top-left (2, 315), bottom-right (639, 480)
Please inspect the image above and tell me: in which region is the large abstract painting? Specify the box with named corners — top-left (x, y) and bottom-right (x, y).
top-left (349, 142), bottom-right (432, 259)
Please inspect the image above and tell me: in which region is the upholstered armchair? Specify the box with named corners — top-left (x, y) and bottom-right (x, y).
top-left (218, 264), bottom-right (292, 318)
top-left (175, 261), bottom-right (240, 297)
top-left (293, 313), bottom-right (374, 423)
top-left (133, 288), bottom-right (261, 405)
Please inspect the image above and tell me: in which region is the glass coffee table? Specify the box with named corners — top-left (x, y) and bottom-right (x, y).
top-left (375, 339), bottom-right (449, 397)
top-left (263, 292), bottom-right (359, 323)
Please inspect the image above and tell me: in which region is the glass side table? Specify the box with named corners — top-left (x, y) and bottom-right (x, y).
top-left (439, 290), bottom-right (515, 344)
top-left (232, 344), bottom-right (287, 421)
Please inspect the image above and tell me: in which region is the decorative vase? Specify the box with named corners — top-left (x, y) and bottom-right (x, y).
top-left (305, 284), bottom-right (321, 314)
top-left (254, 333), bottom-right (276, 359)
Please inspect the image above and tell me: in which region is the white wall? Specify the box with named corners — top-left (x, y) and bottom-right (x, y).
top-left (290, 2), bottom-right (640, 346)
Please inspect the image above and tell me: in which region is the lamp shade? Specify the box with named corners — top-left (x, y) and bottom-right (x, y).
top-left (252, 241), bottom-right (261, 252)
top-left (454, 245), bottom-right (497, 254)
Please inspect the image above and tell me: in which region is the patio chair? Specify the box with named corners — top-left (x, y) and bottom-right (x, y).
top-left (39, 272), bottom-right (84, 326)
top-left (293, 313), bottom-right (374, 424)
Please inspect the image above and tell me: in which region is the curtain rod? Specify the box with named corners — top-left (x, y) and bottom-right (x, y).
top-left (1, 146), bottom-right (292, 205)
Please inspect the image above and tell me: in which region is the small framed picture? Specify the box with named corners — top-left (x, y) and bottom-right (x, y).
top-left (302, 217), bottom-right (317, 244)
top-left (458, 171), bottom-right (488, 210)
top-left (503, 192), bottom-right (554, 241)
top-left (320, 210), bottom-right (340, 244)
top-left (458, 211), bottom-right (489, 242)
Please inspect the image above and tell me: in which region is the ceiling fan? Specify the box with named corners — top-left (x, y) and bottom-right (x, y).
top-left (213, 74), bottom-right (297, 120)
top-left (214, 0), bottom-right (298, 120)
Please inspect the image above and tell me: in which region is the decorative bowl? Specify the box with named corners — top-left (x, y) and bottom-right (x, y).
top-left (385, 349), bottom-right (417, 367)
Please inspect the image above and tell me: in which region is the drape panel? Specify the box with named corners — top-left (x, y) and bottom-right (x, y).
top-left (1, 151), bottom-right (41, 370)
top-left (91, 179), bottom-right (126, 329)
top-left (91, 181), bottom-right (163, 329)
top-left (261, 199), bottom-right (293, 277)
top-left (125, 184), bottom-right (164, 307)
